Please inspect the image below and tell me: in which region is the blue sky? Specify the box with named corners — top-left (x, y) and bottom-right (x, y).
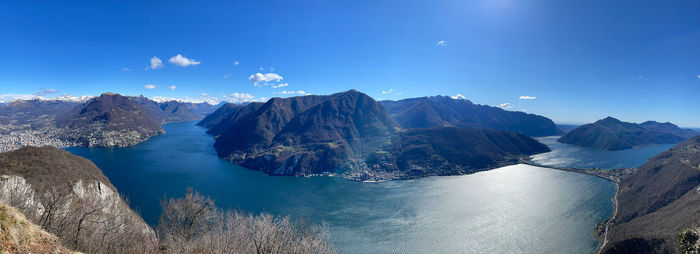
top-left (1, 0), bottom-right (699, 126)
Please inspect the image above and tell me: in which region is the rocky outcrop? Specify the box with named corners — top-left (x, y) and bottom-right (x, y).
top-left (0, 146), bottom-right (156, 253)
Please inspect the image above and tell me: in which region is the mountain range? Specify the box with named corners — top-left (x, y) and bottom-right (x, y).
top-left (0, 93), bottom-right (219, 148)
top-left (199, 90), bottom-right (550, 180)
top-left (558, 117), bottom-right (697, 150)
top-left (379, 96), bottom-right (563, 137)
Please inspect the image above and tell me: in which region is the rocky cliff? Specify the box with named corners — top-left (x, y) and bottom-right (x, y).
top-left (0, 146), bottom-right (156, 253)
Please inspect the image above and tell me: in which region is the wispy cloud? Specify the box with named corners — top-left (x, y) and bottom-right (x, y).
top-left (121, 67), bottom-right (131, 72)
top-left (382, 89), bottom-right (393, 94)
top-left (32, 88), bottom-right (58, 96)
top-left (145, 84), bottom-right (157, 90)
top-left (146, 56), bottom-right (164, 70)
top-left (519, 96), bottom-right (536, 100)
top-left (272, 83), bottom-right (288, 88)
top-left (234, 60), bottom-right (239, 66)
top-left (248, 72), bottom-right (284, 87)
top-left (222, 92), bottom-right (257, 103)
top-left (169, 54), bottom-right (201, 67)
top-left (451, 94), bottom-right (466, 100)
top-left (436, 40), bottom-right (447, 46)
top-left (224, 73), bottom-right (233, 79)
top-left (168, 85), bottom-right (176, 90)
top-left (697, 74), bottom-right (700, 79)
top-left (499, 103), bottom-right (512, 109)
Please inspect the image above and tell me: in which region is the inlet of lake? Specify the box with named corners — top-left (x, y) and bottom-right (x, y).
top-left (66, 122), bottom-right (672, 253)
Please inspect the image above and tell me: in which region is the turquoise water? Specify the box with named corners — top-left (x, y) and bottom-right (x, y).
top-left (531, 136), bottom-right (673, 169)
top-left (67, 122), bottom-right (617, 253)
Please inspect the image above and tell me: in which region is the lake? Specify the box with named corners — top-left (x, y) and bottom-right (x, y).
top-left (66, 122), bottom-right (632, 253)
top-left (531, 136), bottom-right (673, 169)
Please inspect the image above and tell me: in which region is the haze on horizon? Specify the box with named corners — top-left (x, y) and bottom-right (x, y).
top-left (0, 0), bottom-right (699, 127)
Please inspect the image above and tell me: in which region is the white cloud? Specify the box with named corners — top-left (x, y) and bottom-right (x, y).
top-left (145, 84), bottom-right (157, 90)
top-left (499, 103), bottom-right (513, 109)
top-left (147, 56), bottom-right (164, 70)
top-left (224, 73), bottom-right (233, 79)
top-left (33, 88), bottom-right (58, 96)
top-left (697, 74), bottom-right (700, 79)
top-left (272, 83), bottom-right (288, 88)
top-left (451, 94), bottom-right (466, 100)
top-left (248, 72), bottom-right (284, 86)
top-left (234, 61), bottom-right (239, 66)
top-left (122, 67), bottom-right (131, 72)
top-left (519, 96), bottom-right (536, 100)
top-left (297, 91), bottom-right (306, 95)
top-left (168, 54), bottom-right (201, 67)
top-left (436, 40), bottom-right (447, 46)
top-left (168, 85), bottom-right (176, 90)
top-left (223, 92), bottom-right (256, 103)
top-left (259, 67), bottom-right (264, 71)
top-left (382, 89), bottom-right (393, 94)
top-left (53, 94), bottom-right (95, 102)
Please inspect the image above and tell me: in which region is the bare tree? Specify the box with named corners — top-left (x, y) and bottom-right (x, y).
top-left (158, 188), bottom-right (335, 254)
top-left (157, 187), bottom-right (217, 253)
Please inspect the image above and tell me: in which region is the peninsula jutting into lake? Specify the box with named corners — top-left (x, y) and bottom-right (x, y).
top-left (1, 1), bottom-right (699, 253)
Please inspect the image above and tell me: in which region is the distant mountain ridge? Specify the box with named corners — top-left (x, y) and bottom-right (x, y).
top-left (379, 96), bottom-right (563, 137)
top-left (0, 93), bottom-right (220, 149)
top-left (558, 117), bottom-right (697, 150)
top-left (198, 90), bottom-right (550, 180)
top-left (603, 135), bottom-right (700, 253)
top-left (56, 93), bottom-right (165, 147)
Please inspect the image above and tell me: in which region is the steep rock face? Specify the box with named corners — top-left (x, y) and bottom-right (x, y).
top-left (379, 96), bottom-right (563, 137)
top-left (207, 90), bottom-right (396, 176)
top-left (364, 127), bottom-right (550, 179)
top-left (604, 136), bottom-right (700, 253)
top-left (558, 117), bottom-right (697, 150)
top-left (56, 93), bottom-right (164, 147)
top-left (0, 146), bottom-right (155, 253)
